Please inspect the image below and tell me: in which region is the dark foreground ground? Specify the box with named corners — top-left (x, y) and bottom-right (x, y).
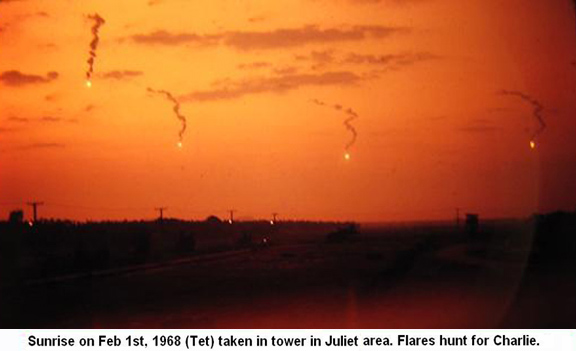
top-left (1, 220), bottom-right (575, 328)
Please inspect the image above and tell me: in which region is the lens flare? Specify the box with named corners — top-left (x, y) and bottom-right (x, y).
top-left (177, 141), bottom-right (183, 149)
top-left (344, 152), bottom-right (351, 160)
top-left (530, 140), bottom-right (536, 149)
top-left (85, 80), bottom-right (92, 88)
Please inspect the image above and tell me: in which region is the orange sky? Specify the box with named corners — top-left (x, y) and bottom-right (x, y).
top-left (1, 0), bottom-right (576, 222)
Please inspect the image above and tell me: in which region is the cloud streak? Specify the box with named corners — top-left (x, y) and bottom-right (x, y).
top-left (0, 70), bottom-right (58, 87)
top-left (181, 71), bottom-right (362, 102)
top-left (100, 70), bottom-right (143, 80)
top-left (343, 52), bottom-right (438, 67)
top-left (16, 142), bottom-right (66, 151)
top-left (128, 25), bottom-right (406, 50)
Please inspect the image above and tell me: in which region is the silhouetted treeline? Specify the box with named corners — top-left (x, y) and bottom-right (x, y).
top-left (0, 217), bottom-right (345, 283)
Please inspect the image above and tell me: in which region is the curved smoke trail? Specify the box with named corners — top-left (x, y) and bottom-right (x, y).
top-left (499, 90), bottom-right (546, 144)
top-left (342, 107), bottom-right (358, 150)
top-left (312, 99), bottom-right (359, 155)
top-left (147, 88), bottom-right (187, 146)
top-left (85, 14), bottom-right (105, 86)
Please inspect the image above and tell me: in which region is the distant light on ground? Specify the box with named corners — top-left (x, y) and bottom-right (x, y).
top-left (530, 140), bottom-right (536, 149)
top-left (270, 220), bottom-right (274, 225)
top-left (85, 80), bottom-right (92, 88)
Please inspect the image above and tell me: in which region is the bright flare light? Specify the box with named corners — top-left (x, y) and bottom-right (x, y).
top-left (177, 141), bottom-right (183, 149)
top-left (529, 140), bottom-right (536, 149)
top-left (344, 152), bottom-right (351, 160)
top-left (85, 80), bottom-right (92, 88)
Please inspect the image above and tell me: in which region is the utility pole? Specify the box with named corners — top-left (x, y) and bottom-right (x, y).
top-left (228, 209), bottom-right (236, 223)
top-left (27, 201), bottom-right (44, 223)
top-left (155, 207), bottom-right (167, 222)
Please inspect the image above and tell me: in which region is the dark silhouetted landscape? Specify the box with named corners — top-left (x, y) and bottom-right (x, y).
top-left (1, 211), bottom-right (575, 328)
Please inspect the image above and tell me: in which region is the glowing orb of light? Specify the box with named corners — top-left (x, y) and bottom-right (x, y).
top-left (344, 152), bottom-right (351, 160)
top-left (177, 141), bottom-right (183, 149)
top-left (529, 140), bottom-right (536, 149)
top-left (85, 80), bottom-right (92, 88)
top-left (270, 220), bottom-right (274, 225)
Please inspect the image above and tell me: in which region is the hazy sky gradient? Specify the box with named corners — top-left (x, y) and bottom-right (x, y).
top-left (1, 0), bottom-right (575, 221)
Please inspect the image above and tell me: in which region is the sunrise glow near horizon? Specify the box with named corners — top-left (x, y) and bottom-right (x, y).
top-left (1, 0), bottom-right (576, 222)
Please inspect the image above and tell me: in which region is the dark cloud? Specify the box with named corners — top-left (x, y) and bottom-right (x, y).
top-left (0, 127), bottom-right (17, 133)
top-left (7, 116), bottom-right (29, 123)
top-left (44, 93), bottom-right (58, 101)
top-left (41, 116), bottom-right (61, 122)
top-left (129, 30), bottom-right (219, 45)
top-left (343, 52), bottom-right (438, 67)
top-left (0, 70), bottom-right (58, 87)
top-left (294, 50), bottom-right (437, 71)
top-left (295, 50), bottom-right (336, 68)
top-left (100, 70), bottom-right (143, 80)
top-left (248, 16), bottom-right (266, 23)
top-left (128, 25), bottom-right (405, 50)
top-left (17, 142), bottom-right (66, 150)
top-left (6, 115), bottom-right (77, 124)
top-left (181, 71), bottom-right (362, 102)
top-left (224, 25), bottom-right (404, 50)
top-left (237, 62), bottom-right (271, 70)
top-left (273, 66), bottom-right (299, 75)
top-left (39, 42), bottom-right (58, 49)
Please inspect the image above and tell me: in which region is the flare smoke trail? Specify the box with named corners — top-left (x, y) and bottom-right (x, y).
top-left (85, 13), bottom-right (105, 87)
top-left (312, 99), bottom-right (359, 157)
top-left (147, 88), bottom-right (187, 147)
top-left (498, 90), bottom-right (546, 148)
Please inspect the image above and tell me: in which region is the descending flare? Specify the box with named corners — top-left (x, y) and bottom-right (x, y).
top-left (312, 99), bottom-right (359, 159)
top-left (85, 13), bottom-right (105, 87)
top-left (147, 88), bottom-right (188, 148)
top-left (498, 90), bottom-right (546, 150)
